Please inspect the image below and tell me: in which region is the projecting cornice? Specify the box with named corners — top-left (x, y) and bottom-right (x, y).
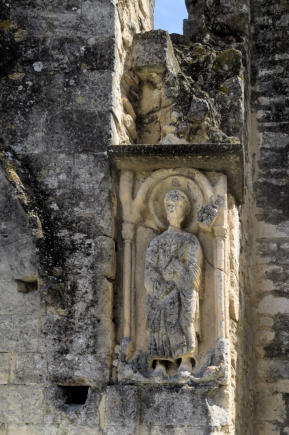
top-left (108, 143), bottom-right (244, 203)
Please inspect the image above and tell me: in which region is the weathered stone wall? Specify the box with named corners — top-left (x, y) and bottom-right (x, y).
top-left (249, 0), bottom-right (289, 432)
top-left (118, 27), bottom-right (246, 146)
top-left (0, 0), bottom-right (152, 433)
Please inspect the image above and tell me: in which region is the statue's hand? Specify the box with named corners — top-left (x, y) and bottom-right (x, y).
top-left (164, 260), bottom-right (187, 288)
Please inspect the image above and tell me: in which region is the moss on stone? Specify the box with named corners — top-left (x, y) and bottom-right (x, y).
top-left (219, 85), bottom-right (229, 94)
top-left (213, 48), bottom-right (242, 74)
top-left (0, 20), bottom-right (11, 32)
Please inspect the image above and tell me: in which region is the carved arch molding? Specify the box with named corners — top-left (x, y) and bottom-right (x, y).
top-left (111, 161), bottom-right (240, 385)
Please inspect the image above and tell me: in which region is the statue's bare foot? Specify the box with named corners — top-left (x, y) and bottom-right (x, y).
top-left (152, 361), bottom-right (167, 377)
top-left (178, 357), bottom-right (193, 375)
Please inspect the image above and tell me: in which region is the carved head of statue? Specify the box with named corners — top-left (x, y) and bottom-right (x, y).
top-left (164, 190), bottom-right (191, 229)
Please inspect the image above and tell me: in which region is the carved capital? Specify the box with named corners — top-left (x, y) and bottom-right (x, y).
top-left (122, 221), bottom-right (135, 241)
top-left (214, 226), bottom-right (227, 239)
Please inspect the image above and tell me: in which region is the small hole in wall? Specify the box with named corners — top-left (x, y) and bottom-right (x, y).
top-left (58, 386), bottom-right (89, 411)
top-left (154, 0), bottom-right (187, 35)
top-left (16, 276), bottom-right (38, 293)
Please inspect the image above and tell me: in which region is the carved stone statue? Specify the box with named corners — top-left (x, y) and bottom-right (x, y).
top-left (145, 190), bottom-right (203, 376)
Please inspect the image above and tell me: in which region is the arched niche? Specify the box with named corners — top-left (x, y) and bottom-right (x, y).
top-left (116, 167), bottom-right (233, 382)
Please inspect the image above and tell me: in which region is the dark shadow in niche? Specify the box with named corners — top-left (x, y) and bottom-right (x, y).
top-left (58, 386), bottom-right (89, 412)
top-left (16, 276), bottom-right (38, 293)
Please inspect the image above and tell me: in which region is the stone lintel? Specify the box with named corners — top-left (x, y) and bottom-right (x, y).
top-left (108, 143), bottom-right (244, 203)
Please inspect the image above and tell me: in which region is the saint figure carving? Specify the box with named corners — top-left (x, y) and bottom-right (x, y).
top-left (145, 190), bottom-right (203, 375)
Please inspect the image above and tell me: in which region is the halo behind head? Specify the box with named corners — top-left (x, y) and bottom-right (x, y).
top-left (148, 174), bottom-right (206, 232)
top-left (164, 190), bottom-right (191, 216)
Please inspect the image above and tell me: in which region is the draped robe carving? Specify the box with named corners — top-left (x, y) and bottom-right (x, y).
top-left (145, 226), bottom-right (203, 362)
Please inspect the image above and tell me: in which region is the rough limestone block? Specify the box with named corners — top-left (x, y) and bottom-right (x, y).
top-left (72, 71), bottom-right (113, 110)
top-left (255, 390), bottom-right (286, 424)
top-left (12, 353), bottom-right (47, 385)
top-left (17, 316), bottom-right (39, 353)
top-left (56, 424), bottom-right (101, 435)
top-left (77, 0), bottom-right (116, 38)
top-left (0, 316), bottom-right (39, 353)
top-left (132, 30), bottom-right (180, 77)
top-left (1, 74), bottom-right (113, 155)
top-left (268, 360), bottom-right (289, 381)
top-left (30, 153), bottom-right (113, 236)
top-left (8, 423), bottom-right (99, 435)
top-left (264, 313), bottom-right (289, 359)
top-left (32, 152), bottom-right (114, 387)
top-left (102, 385), bottom-right (213, 433)
top-left (206, 387), bottom-right (230, 431)
top-left (139, 386), bottom-right (208, 430)
top-left (255, 422), bottom-right (281, 435)
top-left (0, 386), bottom-right (44, 424)
top-left (183, 19), bottom-right (198, 40)
top-left (0, 280), bottom-right (42, 317)
top-left (0, 354), bottom-right (11, 384)
top-left (258, 295), bottom-right (289, 316)
top-left (0, 171), bottom-right (38, 281)
top-left (0, 317), bottom-right (14, 352)
top-left (102, 386), bottom-right (139, 435)
top-left (148, 427), bottom-right (205, 435)
top-left (46, 351), bottom-right (110, 387)
top-left (7, 425), bottom-right (57, 435)
top-left (184, 0), bottom-right (249, 39)
top-left (8, 0), bottom-right (115, 38)
top-left (43, 110), bottom-right (112, 153)
top-left (0, 7), bottom-right (115, 154)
